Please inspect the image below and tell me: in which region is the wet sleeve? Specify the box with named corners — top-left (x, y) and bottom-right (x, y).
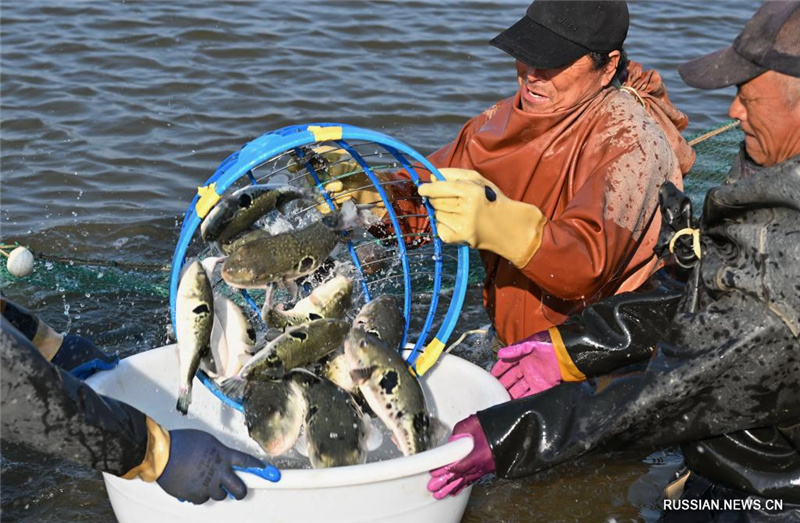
top-left (1, 297), bottom-right (39, 340)
top-left (553, 287), bottom-right (683, 378)
top-left (0, 317), bottom-right (149, 476)
top-left (0, 297), bottom-right (63, 361)
top-left (518, 112), bottom-right (678, 301)
top-left (477, 291), bottom-right (800, 480)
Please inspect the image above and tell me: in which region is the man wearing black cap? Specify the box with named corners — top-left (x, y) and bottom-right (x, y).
top-left (429, 2), bottom-right (799, 519)
top-left (406, 0), bottom-right (694, 347)
top-left (311, 1), bottom-right (693, 350)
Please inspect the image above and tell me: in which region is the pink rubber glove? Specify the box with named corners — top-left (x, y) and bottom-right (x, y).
top-left (427, 415), bottom-right (495, 500)
top-left (490, 331), bottom-right (561, 399)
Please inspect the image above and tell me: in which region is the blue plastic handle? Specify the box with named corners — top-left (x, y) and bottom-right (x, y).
top-left (233, 464), bottom-right (281, 483)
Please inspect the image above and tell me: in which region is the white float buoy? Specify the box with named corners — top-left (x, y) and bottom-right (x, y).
top-left (7, 246), bottom-right (34, 277)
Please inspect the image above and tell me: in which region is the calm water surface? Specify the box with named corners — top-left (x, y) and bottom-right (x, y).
top-left (1, 1), bottom-right (759, 521)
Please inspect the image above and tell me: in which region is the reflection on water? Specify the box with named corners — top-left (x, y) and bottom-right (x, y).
top-left (1, 0), bottom-right (759, 521)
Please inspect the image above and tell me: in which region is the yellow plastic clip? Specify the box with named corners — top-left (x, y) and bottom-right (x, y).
top-left (308, 125), bottom-right (343, 143)
top-left (411, 338), bottom-right (446, 377)
top-left (668, 227), bottom-right (702, 260)
top-left (195, 183), bottom-right (221, 219)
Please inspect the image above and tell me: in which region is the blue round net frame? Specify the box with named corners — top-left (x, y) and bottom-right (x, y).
top-left (169, 123), bottom-right (470, 412)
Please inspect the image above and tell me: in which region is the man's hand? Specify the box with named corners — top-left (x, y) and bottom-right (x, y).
top-left (156, 429), bottom-right (280, 504)
top-left (417, 168), bottom-right (546, 268)
top-left (490, 331), bottom-right (562, 399)
top-left (289, 146), bottom-right (390, 217)
top-left (51, 334), bottom-right (119, 379)
top-left (428, 415), bottom-right (495, 499)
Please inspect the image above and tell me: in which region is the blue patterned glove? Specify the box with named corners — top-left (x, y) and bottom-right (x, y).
top-left (157, 429), bottom-right (280, 504)
top-left (51, 334), bottom-right (119, 379)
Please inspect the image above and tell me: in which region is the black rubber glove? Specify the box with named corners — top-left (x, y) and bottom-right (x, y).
top-left (654, 181), bottom-right (700, 269)
top-left (51, 334), bottom-right (119, 379)
top-left (156, 429), bottom-right (279, 504)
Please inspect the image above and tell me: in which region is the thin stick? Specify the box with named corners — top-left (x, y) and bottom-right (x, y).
top-left (688, 120), bottom-right (741, 147)
top-left (0, 249), bottom-right (9, 258)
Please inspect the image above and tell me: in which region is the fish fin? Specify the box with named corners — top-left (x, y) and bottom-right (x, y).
top-left (262, 308), bottom-right (289, 330)
top-left (284, 279), bottom-right (299, 302)
top-left (176, 388), bottom-right (191, 415)
top-left (220, 377), bottom-right (246, 402)
top-left (260, 283), bottom-right (275, 319)
top-left (199, 256), bottom-right (224, 280)
top-left (294, 428), bottom-right (309, 458)
top-left (349, 365), bottom-right (377, 384)
top-left (325, 200), bottom-right (381, 232)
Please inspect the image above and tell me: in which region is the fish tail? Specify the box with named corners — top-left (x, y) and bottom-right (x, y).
top-left (220, 376), bottom-right (247, 402)
top-left (176, 387), bottom-right (192, 415)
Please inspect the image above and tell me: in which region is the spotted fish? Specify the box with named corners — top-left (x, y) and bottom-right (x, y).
top-left (200, 294), bottom-right (256, 380)
top-left (221, 219), bottom-right (339, 290)
top-left (352, 295), bottom-right (405, 350)
top-left (175, 260), bottom-right (214, 415)
top-left (220, 200), bottom-right (380, 291)
top-left (200, 183), bottom-right (307, 245)
top-left (263, 275), bottom-right (353, 330)
top-left (243, 373), bottom-right (307, 456)
top-left (343, 327), bottom-right (445, 456)
top-left (292, 371), bottom-right (368, 468)
top-left (221, 318), bottom-right (351, 399)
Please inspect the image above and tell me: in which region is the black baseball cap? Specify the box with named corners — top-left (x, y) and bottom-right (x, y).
top-left (679, 1), bottom-right (800, 89)
top-left (490, 0), bottom-right (629, 70)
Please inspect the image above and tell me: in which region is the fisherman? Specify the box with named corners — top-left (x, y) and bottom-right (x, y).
top-left (312, 0), bottom-right (694, 346)
top-left (429, 2), bottom-right (800, 519)
top-left (0, 299), bottom-right (280, 504)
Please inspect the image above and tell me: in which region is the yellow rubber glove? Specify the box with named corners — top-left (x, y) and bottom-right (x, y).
top-left (288, 146), bottom-right (388, 217)
top-left (417, 168), bottom-right (546, 268)
top-left (122, 416), bottom-right (171, 482)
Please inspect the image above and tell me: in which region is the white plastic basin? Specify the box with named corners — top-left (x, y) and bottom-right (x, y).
top-left (86, 345), bottom-right (509, 523)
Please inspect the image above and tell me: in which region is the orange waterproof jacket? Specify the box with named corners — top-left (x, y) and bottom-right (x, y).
top-left (393, 64), bottom-right (693, 345)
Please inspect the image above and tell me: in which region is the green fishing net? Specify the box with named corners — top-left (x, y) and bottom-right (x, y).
top-left (684, 120), bottom-right (744, 210)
